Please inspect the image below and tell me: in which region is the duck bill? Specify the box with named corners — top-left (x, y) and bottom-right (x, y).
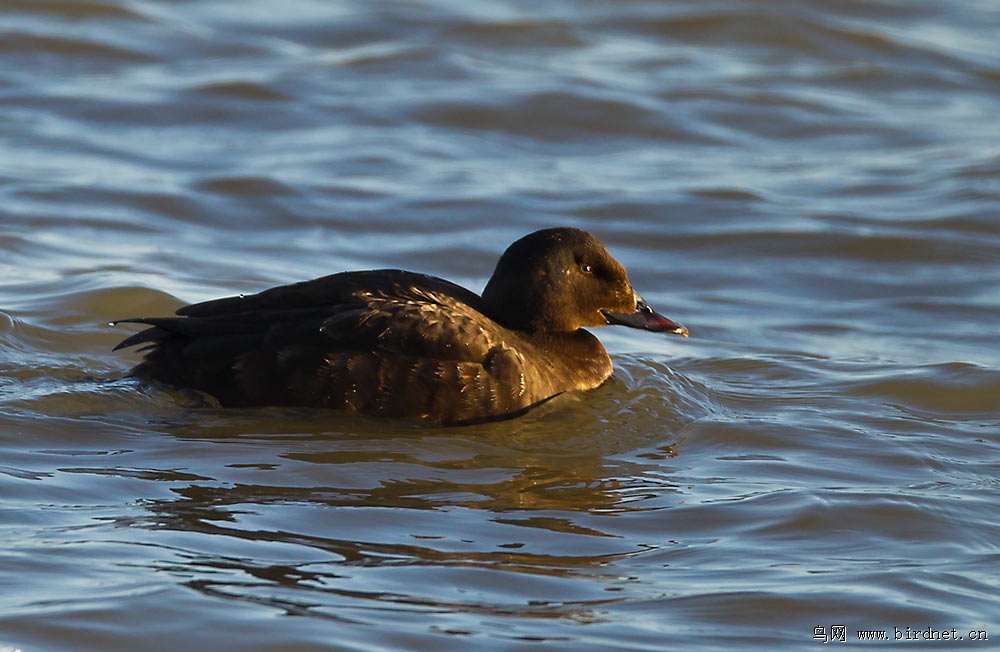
top-left (602, 296), bottom-right (689, 337)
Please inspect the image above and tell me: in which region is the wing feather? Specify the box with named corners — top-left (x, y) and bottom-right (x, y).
top-left (114, 270), bottom-right (547, 420)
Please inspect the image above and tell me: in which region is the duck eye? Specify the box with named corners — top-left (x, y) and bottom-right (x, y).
top-left (581, 264), bottom-right (592, 274)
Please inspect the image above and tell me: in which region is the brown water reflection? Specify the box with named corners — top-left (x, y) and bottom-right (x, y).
top-left (123, 419), bottom-right (686, 631)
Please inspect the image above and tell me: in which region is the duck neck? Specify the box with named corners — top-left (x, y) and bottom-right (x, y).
top-left (528, 329), bottom-right (614, 392)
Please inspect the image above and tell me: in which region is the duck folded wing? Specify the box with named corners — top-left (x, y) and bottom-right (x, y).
top-left (312, 293), bottom-right (538, 423)
top-left (318, 288), bottom-right (496, 361)
top-left (114, 273), bottom-right (538, 422)
top-left (174, 269), bottom-right (481, 318)
top-left (113, 268), bottom-right (492, 372)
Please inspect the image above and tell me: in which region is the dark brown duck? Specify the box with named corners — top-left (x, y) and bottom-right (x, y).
top-left (114, 227), bottom-right (688, 424)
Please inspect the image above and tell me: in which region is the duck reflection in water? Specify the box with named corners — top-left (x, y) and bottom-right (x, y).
top-left (141, 417), bottom-right (683, 622)
top-left (114, 227), bottom-right (687, 424)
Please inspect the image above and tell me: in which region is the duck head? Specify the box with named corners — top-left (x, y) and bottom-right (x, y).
top-left (481, 227), bottom-right (688, 337)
